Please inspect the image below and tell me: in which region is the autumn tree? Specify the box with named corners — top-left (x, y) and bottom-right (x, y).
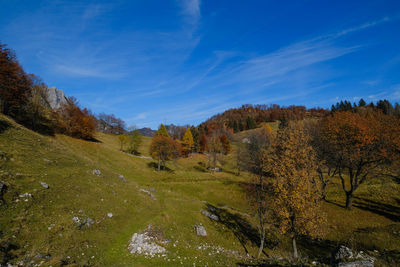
top-left (319, 110), bottom-right (400, 209)
top-left (240, 127), bottom-right (273, 258)
top-left (199, 134), bottom-right (208, 153)
top-left (118, 134), bottom-right (128, 151)
top-left (0, 42), bottom-right (33, 118)
top-left (97, 113), bottom-right (126, 134)
top-left (206, 131), bottom-right (231, 170)
top-left (182, 128), bottom-right (194, 156)
top-left (269, 121), bottom-right (326, 259)
top-left (58, 97), bottom-right (96, 140)
top-left (155, 124), bottom-right (169, 137)
top-left (127, 128), bottom-right (143, 154)
top-left (149, 136), bottom-right (180, 171)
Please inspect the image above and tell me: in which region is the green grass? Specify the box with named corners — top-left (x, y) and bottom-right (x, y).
top-left (1, 114), bottom-right (400, 266)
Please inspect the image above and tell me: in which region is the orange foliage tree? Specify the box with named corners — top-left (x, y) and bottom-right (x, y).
top-left (58, 97), bottom-right (96, 140)
top-left (319, 110), bottom-right (400, 209)
top-left (0, 42), bottom-right (33, 118)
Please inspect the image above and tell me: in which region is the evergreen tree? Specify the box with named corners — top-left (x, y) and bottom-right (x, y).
top-left (359, 98), bottom-right (366, 107)
top-left (155, 124), bottom-right (169, 137)
top-left (246, 116), bottom-right (257, 129)
top-left (182, 128), bottom-right (194, 155)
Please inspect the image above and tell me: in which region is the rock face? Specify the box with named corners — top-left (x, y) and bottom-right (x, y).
top-left (332, 246), bottom-right (374, 267)
top-left (45, 86), bottom-right (68, 109)
top-left (194, 225), bottom-right (207, 236)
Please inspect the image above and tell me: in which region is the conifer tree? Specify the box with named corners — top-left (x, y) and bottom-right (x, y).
top-left (155, 124), bottom-right (169, 137)
top-left (182, 128), bottom-right (194, 156)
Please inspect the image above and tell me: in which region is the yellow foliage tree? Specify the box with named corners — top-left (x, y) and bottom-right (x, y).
top-left (269, 121), bottom-right (326, 259)
top-left (182, 128), bottom-right (194, 156)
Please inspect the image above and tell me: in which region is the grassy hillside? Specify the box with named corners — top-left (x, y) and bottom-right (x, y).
top-left (1, 114), bottom-right (400, 266)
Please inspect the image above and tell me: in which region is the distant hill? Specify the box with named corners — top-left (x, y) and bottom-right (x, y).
top-left (201, 104), bottom-right (329, 133)
top-left (138, 127), bottom-right (155, 137)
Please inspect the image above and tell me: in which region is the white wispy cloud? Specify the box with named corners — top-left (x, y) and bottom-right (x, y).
top-left (179, 0), bottom-right (201, 25)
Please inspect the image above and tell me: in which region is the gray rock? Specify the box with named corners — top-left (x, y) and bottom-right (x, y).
top-left (139, 189), bottom-right (156, 200)
top-left (92, 169), bottom-right (102, 176)
top-left (333, 245), bottom-right (354, 262)
top-left (118, 174), bottom-right (126, 182)
top-left (72, 216), bottom-right (94, 228)
top-left (201, 210), bottom-right (219, 221)
top-left (107, 213), bottom-right (113, 218)
top-left (149, 187), bottom-right (156, 193)
top-left (332, 246), bottom-right (374, 267)
top-left (39, 181), bottom-right (49, 189)
top-left (86, 217), bottom-right (94, 227)
top-left (128, 232), bottom-right (166, 255)
top-left (45, 86), bottom-right (68, 109)
top-left (194, 225), bottom-right (207, 236)
top-left (338, 261), bottom-right (373, 267)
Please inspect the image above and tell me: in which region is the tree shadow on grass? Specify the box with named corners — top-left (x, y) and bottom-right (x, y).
top-left (353, 197), bottom-right (400, 222)
top-left (0, 119), bottom-right (12, 134)
top-left (204, 203), bottom-right (278, 257)
top-left (147, 162), bottom-right (174, 173)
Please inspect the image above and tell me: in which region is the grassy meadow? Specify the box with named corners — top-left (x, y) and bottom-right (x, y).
top-left (1, 114), bottom-right (400, 266)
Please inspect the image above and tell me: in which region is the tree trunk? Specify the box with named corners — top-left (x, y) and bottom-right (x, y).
top-left (321, 182), bottom-right (327, 201)
top-left (345, 191), bottom-right (353, 210)
top-left (292, 235), bottom-right (298, 259)
top-left (157, 158), bottom-right (161, 171)
top-left (257, 222), bottom-right (265, 259)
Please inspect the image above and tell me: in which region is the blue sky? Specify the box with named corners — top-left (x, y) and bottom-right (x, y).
top-left (1, 0), bottom-right (400, 128)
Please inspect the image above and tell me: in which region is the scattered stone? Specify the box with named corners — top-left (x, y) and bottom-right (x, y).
top-left (332, 245), bottom-right (374, 267)
top-left (92, 169), bottom-right (101, 176)
top-left (107, 213), bottom-right (113, 218)
top-left (19, 193), bottom-right (32, 198)
top-left (139, 189), bottom-right (156, 200)
top-left (201, 210), bottom-right (219, 221)
top-left (118, 174), bottom-right (126, 182)
top-left (72, 216), bottom-right (94, 229)
top-left (128, 232), bottom-right (166, 255)
top-left (149, 187), bottom-right (156, 193)
top-left (39, 181), bottom-right (49, 189)
top-left (43, 158), bottom-right (51, 163)
top-left (194, 225), bottom-right (207, 236)
top-left (86, 217), bottom-right (94, 227)
top-left (338, 261), bottom-right (374, 267)
top-left (0, 151), bottom-right (7, 160)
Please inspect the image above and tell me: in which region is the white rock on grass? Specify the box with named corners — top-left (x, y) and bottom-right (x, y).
top-left (92, 169), bottom-right (102, 176)
top-left (107, 213), bottom-right (113, 218)
top-left (194, 225), bottom-right (207, 236)
top-left (39, 181), bottom-right (49, 189)
top-left (128, 232), bottom-right (166, 255)
top-left (139, 189), bottom-right (156, 200)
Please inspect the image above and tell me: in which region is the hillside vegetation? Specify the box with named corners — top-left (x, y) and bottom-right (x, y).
top-left (1, 114), bottom-right (400, 266)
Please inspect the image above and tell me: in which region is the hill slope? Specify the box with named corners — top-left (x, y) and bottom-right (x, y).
top-left (1, 114), bottom-right (400, 266)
